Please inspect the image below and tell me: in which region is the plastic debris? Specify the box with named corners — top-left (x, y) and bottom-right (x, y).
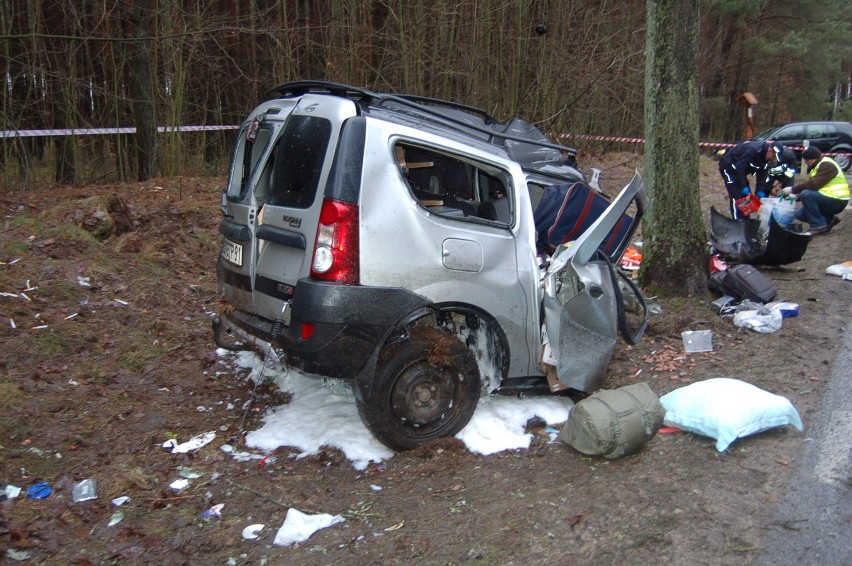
top-left (26, 481), bottom-right (52, 499)
top-left (169, 478), bottom-right (190, 491)
top-left (6, 549), bottom-right (32, 562)
top-left (681, 330), bottom-right (713, 353)
top-left (619, 246), bottom-right (642, 271)
top-left (767, 301), bottom-right (799, 318)
top-left (177, 466), bottom-right (205, 479)
top-left (825, 261), bottom-right (852, 277)
top-left (107, 511), bottom-right (124, 526)
top-left (72, 478), bottom-right (97, 503)
top-left (242, 524), bottom-right (265, 540)
top-left (1, 484), bottom-right (22, 501)
top-left (77, 276), bottom-right (92, 287)
top-left (201, 503), bottom-right (224, 518)
top-left (112, 496), bottom-right (130, 506)
top-left (273, 508), bottom-right (345, 547)
top-left (733, 306), bottom-right (783, 333)
top-left (162, 431), bottom-right (216, 453)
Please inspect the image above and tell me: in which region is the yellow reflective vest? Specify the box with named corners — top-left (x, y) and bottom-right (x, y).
top-left (812, 156), bottom-right (850, 200)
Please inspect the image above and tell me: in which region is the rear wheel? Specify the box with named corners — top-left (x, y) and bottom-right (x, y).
top-left (830, 146), bottom-right (851, 171)
top-left (357, 326), bottom-right (481, 451)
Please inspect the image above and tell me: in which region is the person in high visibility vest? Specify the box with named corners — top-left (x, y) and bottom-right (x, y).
top-left (781, 146), bottom-right (850, 234)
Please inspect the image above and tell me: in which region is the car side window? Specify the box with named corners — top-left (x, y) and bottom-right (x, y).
top-left (226, 123), bottom-right (274, 202)
top-left (394, 141), bottom-right (513, 225)
top-left (807, 124), bottom-right (832, 139)
top-left (775, 125), bottom-right (803, 141)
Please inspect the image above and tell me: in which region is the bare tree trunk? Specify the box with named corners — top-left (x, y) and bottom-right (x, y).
top-left (642, 0), bottom-right (707, 296)
top-left (126, 0), bottom-right (157, 182)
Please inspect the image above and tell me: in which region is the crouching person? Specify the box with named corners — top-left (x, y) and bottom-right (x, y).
top-left (783, 147), bottom-right (849, 235)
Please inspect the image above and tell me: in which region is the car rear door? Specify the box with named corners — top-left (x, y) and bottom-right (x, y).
top-left (219, 101), bottom-right (298, 313)
top-left (250, 95), bottom-right (357, 323)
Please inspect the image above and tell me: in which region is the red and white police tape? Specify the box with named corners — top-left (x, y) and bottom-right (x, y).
top-left (0, 125), bottom-right (238, 138)
top-left (1, 127), bottom-right (848, 157)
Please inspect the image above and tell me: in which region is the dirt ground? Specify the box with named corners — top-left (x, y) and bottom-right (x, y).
top-left (1, 152), bottom-right (849, 565)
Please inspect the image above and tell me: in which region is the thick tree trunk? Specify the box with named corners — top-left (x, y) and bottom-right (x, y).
top-left (127, 0), bottom-right (157, 182)
top-left (642, 0), bottom-right (708, 296)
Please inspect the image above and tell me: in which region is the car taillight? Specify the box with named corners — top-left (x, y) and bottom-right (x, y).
top-left (310, 198), bottom-right (360, 284)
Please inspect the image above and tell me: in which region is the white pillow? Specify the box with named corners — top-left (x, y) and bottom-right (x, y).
top-left (660, 378), bottom-right (803, 452)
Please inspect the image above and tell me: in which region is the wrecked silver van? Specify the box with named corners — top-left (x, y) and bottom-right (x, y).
top-left (212, 81), bottom-right (649, 450)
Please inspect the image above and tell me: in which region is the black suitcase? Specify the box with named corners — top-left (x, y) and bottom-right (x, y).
top-left (720, 264), bottom-right (777, 303)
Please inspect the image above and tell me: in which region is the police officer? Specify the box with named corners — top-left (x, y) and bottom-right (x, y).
top-left (718, 140), bottom-right (781, 219)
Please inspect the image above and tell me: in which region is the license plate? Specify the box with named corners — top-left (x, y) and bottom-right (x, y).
top-left (222, 239), bottom-right (243, 267)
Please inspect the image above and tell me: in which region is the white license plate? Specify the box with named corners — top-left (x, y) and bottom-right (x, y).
top-left (222, 239), bottom-right (243, 267)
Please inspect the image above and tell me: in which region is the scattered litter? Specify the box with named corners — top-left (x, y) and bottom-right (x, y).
top-left (112, 496), bottom-right (130, 506)
top-left (242, 524), bottom-right (265, 540)
top-left (273, 508), bottom-right (345, 547)
top-left (8, 318), bottom-right (15, 329)
top-left (733, 306), bottom-right (782, 333)
top-left (6, 549), bottom-right (32, 562)
top-left (31, 325), bottom-right (48, 330)
top-left (201, 503), bottom-right (224, 518)
top-left (177, 466), bottom-right (205, 479)
top-left (72, 479), bottom-right (97, 503)
top-left (619, 246), bottom-right (642, 271)
top-left (169, 479), bottom-right (190, 491)
top-left (68, 379), bottom-right (79, 386)
top-left (766, 301), bottom-right (799, 318)
top-left (657, 426), bottom-right (682, 434)
top-left (64, 313), bottom-right (78, 320)
top-left (26, 481), bottom-right (52, 499)
top-left (113, 299), bottom-right (128, 306)
top-left (162, 431), bottom-right (216, 453)
top-left (8, 257), bottom-right (21, 264)
top-left (369, 484), bottom-right (382, 492)
top-left (825, 261), bottom-right (852, 277)
top-left (77, 276), bottom-right (92, 287)
top-left (384, 520), bottom-right (405, 531)
top-left (0, 292), bottom-right (18, 298)
top-left (1, 484), bottom-right (22, 501)
top-left (20, 292), bottom-right (31, 301)
top-left (681, 330), bottom-right (713, 353)
top-left (843, 273), bottom-right (852, 282)
top-left (107, 511), bottom-right (124, 526)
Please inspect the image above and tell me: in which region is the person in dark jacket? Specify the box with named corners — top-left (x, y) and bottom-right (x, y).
top-left (718, 140), bottom-right (781, 219)
top-left (782, 146), bottom-right (850, 234)
top-left (767, 146), bottom-right (798, 192)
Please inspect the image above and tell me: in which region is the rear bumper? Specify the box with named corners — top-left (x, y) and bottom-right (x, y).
top-left (213, 278), bottom-right (432, 379)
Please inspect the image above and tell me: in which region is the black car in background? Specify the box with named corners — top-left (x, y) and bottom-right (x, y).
top-left (751, 121), bottom-right (852, 171)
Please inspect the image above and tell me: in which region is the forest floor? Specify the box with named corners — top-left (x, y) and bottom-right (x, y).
top-left (1, 152), bottom-right (850, 565)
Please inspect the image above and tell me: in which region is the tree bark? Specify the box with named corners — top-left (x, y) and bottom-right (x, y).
top-left (642, 0), bottom-right (708, 296)
top-left (126, 0), bottom-right (157, 182)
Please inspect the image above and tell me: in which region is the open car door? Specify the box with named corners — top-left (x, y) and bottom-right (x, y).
top-left (541, 174), bottom-right (649, 393)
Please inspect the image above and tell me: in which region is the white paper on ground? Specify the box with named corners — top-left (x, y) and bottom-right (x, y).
top-left (273, 508), bottom-right (345, 546)
top-left (162, 431), bottom-right (216, 453)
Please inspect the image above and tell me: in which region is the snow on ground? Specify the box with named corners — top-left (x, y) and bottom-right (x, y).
top-left (221, 350), bottom-right (573, 470)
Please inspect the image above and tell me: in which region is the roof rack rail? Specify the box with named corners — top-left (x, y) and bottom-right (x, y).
top-left (392, 93), bottom-right (500, 125)
top-left (265, 80), bottom-right (578, 157)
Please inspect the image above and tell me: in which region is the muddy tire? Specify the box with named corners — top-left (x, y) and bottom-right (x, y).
top-left (357, 326), bottom-right (481, 451)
